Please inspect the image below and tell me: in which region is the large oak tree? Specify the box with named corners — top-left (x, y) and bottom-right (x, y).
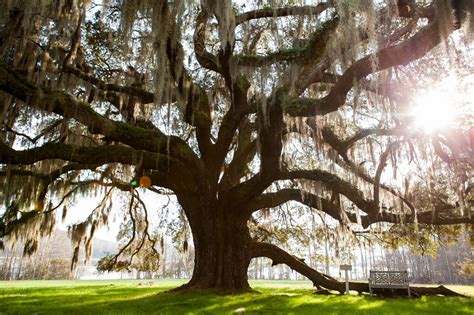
top-left (0, 0), bottom-right (472, 294)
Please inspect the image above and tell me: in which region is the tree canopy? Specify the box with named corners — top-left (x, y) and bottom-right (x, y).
top-left (0, 0), bottom-right (473, 294)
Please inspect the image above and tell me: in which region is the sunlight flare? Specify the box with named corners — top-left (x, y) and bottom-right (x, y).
top-left (411, 91), bottom-right (457, 132)
top-left (410, 75), bottom-right (471, 133)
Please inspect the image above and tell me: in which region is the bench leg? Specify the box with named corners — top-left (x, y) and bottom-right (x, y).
top-left (407, 286), bottom-right (411, 298)
top-left (369, 286), bottom-right (372, 296)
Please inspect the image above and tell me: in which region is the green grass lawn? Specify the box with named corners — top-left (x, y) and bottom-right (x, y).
top-left (0, 279), bottom-right (472, 314)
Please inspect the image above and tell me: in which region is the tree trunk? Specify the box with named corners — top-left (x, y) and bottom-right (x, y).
top-left (176, 203), bottom-right (252, 292)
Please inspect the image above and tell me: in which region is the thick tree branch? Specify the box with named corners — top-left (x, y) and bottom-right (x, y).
top-left (63, 65), bottom-right (155, 103)
top-left (0, 141), bottom-right (195, 192)
top-left (276, 168), bottom-right (472, 228)
top-left (284, 20), bottom-right (452, 117)
top-left (319, 125), bottom-right (415, 211)
top-left (0, 62), bottom-right (199, 169)
top-left (236, 17), bottom-right (338, 67)
top-left (279, 169), bottom-right (379, 215)
top-left (225, 88), bottom-right (288, 203)
top-left (250, 241), bottom-right (465, 296)
top-left (251, 241), bottom-right (356, 293)
top-left (246, 188), bottom-right (358, 225)
top-left (373, 142), bottom-right (398, 205)
top-left (166, 35), bottom-right (213, 159)
top-left (346, 129), bottom-right (397, 148)
top-left (292, 9), bottom-right (421, 96)
top-left (235, 3), bottom-right (332, 25)
top-left (220, 119), bottom-right (257, 189)
top-left (63, 5), bottom-right (87, 66)
top-left (365, 207), bottom-right (474, 228)
top-left (193, 11), bottom-right (220, 73)
top-left (213, 76), bottom-right (251, 183)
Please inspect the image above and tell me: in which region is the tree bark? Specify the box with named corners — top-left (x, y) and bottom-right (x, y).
top-left (175, 202), bottom-right (252, 292)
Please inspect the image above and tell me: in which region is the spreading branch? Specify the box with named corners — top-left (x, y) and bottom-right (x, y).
top-left (0, 62), bottom-right (201, 170)
top-left (0, 141), bottom-right (194, 192)
top-left (284, 20), bottom-right (454, 117)
top-left (279, 169), bottom-right (379, 215)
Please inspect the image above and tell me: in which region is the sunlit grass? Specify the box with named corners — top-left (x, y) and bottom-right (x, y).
top-left (0, 279), bottom-right (472, 314)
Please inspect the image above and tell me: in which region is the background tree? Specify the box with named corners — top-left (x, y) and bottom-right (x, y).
top-left (0, 0), bottom-right (472, 294)
top-left (0, 230), bottom-right (76, 280)
top-left (459, 258), bottom-right (474, 276)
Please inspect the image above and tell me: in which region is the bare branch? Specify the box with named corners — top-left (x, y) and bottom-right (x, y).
top-left (110, 193), bottom-right (136, 269)
top-left (134, 191), bottom-right (160, 261)
top-left (235, 3), bottom-right (332, 25)
top-left (63, 65), bottom-right (155, 103)
top-left (2, 119), bottom-right (62, 144)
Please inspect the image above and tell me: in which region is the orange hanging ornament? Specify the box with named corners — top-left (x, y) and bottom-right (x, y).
top-left (139, 175), bottom-right (151, 188)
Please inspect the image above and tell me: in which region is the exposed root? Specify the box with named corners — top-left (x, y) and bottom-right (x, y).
top-left (410, 285), bottom-right (466, 298)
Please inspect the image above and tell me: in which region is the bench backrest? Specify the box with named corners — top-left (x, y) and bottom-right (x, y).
top-left (369, 270), bottom-right (409, 285)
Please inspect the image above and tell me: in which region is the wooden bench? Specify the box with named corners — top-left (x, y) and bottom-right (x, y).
top-left (368, 270), bottom-right (411, 297)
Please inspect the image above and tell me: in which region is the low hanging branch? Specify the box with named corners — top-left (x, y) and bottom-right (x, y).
top-left (251, 241), bottom-right (466, 297)
top-left (109, 193), bottom-right (137, 269)
top-left (133, 191), bottom-right (160, 263)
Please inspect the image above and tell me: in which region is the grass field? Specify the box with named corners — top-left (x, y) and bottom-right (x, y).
top-left (0, 279), bottom-right (472, 314)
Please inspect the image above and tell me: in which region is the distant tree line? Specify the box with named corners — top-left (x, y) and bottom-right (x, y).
top-left (2, 222), bottom-right (471, 284)
top-left (0, 255), bottom-right (71, 280)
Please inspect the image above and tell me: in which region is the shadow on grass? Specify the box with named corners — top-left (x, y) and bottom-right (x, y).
top-left (103, 289), bottom-right (474, 315)
top-left (0, 285), bottom-right (472, 314)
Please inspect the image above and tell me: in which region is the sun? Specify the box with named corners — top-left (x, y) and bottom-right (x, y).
top-left (410, 75), bottom-right (470, 133)
top-left (411, 90), bottom-right (457, 132)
